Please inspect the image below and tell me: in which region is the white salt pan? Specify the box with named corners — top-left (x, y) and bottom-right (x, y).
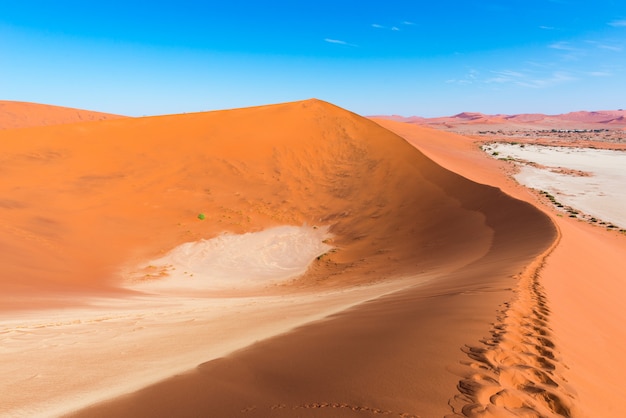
top-left (128, 225), bottom-right (332, 292)
top-left (484, 143), bottom-right (626, 228)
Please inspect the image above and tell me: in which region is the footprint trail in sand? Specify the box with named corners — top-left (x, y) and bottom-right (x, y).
top-left (448, 242), bottom-right (577, 418)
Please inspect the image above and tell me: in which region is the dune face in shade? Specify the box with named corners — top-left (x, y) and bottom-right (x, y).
top-left (0, 101), bottom-right (125, 129)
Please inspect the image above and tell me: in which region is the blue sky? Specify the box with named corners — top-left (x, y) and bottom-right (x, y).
top-left (1, 0), bottom-right (625, 117)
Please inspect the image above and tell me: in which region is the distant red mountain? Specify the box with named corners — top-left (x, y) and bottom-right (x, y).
top-left (371, 110), bottom-right (626, 129)
top-left (555, 110), bottom-right (626, 124)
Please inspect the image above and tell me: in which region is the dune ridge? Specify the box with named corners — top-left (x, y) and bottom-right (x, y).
top-left (374, 119), bottom-right (579, 417)
top-left (375, 118), bottom-right (626, 417)
top-left (0, 100), bottom-right (125, 130)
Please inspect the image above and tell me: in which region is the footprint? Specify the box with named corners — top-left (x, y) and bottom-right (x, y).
top-left (448, 250), bottom-right (577, 417)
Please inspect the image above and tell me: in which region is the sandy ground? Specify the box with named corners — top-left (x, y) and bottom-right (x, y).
top-left (3, 99), bottom-right (621, 417)
top-left (0, 275), bottom-right (428, 417)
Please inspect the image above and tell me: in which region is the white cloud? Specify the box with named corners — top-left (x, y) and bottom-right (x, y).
top-left (549, 41), bottom-right (576, 51)
top-left (598, 44), bottom-right (623, 52)
top-left (373, 24), bottom-right (401, 31)
top-left (515, 71), bottom-right (577, 88)
top-left (587, 71), bottom-right (612, 77)
top-left (494, 70), bottom-right (525, 78)
top-left (548, 41), bottom-right (587, 61)
top-left (486, 76), bottom-right (511, 84)
top-left (584, 40), bottom-right (623, 52)
top-left (324, 38), bottom-right (357, 47)
top-left (402, 21), bottom-right (415, 25)
top-left (446, 79), bottom-right (473, 85)
top-left (485, 70), bottom-right (526, 84)
top-left (540, 25), bottom-right (555, 30)
top-left (525, 61), bottom-right (556, 69)
top-left (462, 67), bottom-right (582, 89)
top-left (608, 19), bottom-right (626, 27)
top-left (446, 69), bottom-right (479, 85)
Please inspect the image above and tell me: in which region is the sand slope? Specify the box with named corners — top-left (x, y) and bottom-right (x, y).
top-left (0, 101), bottom-right (544, 417)
top-left (1, 99), bottom-right (499, 303)
top-left (0, 100), bottom-right (124, 130)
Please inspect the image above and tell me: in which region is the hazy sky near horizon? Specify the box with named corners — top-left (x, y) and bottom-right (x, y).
top-left (1, 0), bottom-right (625, 117)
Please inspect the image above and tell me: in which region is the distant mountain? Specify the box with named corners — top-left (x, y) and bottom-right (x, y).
top-left (0, 100), bottom-right (125, 129)
top-left (555, 110), bottom-right (626, 124)
top-left (371, 110), bottom-right (626, 129)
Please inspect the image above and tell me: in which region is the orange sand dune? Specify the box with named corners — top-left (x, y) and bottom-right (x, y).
top-left (0, 99), bottom-right (526, 302)
top-left (0, 100), bottom-right (125, 130)
top-left (2, 100), bottom-right (559, 416)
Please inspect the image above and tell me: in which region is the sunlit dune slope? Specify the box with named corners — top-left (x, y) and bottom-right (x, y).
top-left (0, 99), bottom-right (553, 304)
top-left (0, 100), bottom-right (125, 130)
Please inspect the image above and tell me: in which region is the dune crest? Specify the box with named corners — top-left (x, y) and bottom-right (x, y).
top-left (0, 100), bottom-right (125, 130)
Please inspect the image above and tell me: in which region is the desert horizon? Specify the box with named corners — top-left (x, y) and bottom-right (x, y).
top-left (1, 97), bottom-right (625, 418)
top-left (5, 98), bottom-right (626, 129)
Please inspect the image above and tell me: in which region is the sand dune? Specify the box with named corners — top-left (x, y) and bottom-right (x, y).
top-left (1, 99), bottom-right (502, 303)
top-left (2, 100), bottom-right (559, 417)
top-left (375, 118), bottom-right (626, 417)
top-left (0, 101), bottom-right (125, 130)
